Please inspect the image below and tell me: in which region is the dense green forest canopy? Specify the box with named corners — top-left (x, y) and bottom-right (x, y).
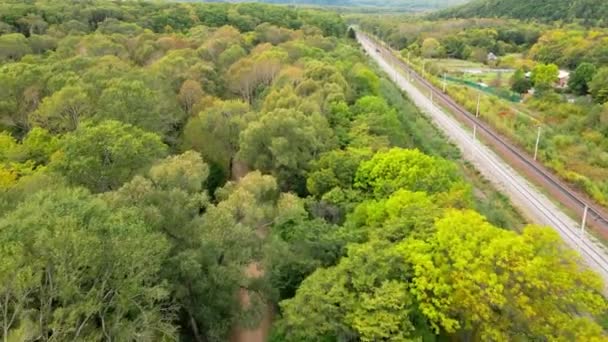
top-left (0, 0), bottom-right (607, 341)
top-left (355, 17), bottom-right (544, 57)
top-left (433, 0), bottom-right (608, 26)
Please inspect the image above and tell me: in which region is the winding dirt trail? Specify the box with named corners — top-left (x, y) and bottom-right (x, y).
top-left (230, 160), bottom-right (272, 342)
top-left (230, 263), bottom-right (273, 342)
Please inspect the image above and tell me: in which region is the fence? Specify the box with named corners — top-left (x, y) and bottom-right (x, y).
top-left (445, 76), bottom-right (522, 103)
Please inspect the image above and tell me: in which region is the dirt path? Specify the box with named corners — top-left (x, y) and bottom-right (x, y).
top-left (230, 263), bottom-right (273, 342)
top-left (230, 158), bottom-right (273, 342)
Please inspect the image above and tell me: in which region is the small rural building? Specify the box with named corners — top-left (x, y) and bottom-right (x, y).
top-left (487, 52), bottom-right (498, 62)
top-left (557, 70), bottom-right (570, 88)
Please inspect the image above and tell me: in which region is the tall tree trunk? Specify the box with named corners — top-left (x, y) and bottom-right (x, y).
top-left (189, 312), bottom-right (203, 342)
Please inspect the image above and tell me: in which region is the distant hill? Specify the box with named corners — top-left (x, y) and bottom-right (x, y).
top-left (188, 0), bottom-right (470, 12)
top-left (433, 0), bottom-right (608, 25)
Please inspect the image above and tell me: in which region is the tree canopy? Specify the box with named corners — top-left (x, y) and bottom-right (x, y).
top-left (0, 1), bottom-right (606, 341)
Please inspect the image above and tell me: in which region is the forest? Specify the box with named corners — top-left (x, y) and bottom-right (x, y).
top-left (434, 0), bottom-right (608, 26)
top-left (0, 0), bottom-right (607, 341)
top-left (187, 0), bottom-right (468, 12)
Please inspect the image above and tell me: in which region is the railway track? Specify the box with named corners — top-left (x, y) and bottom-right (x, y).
top-left (403, 53), bottom-right (608, 228)
top-left (357, 32), bottom-right (608, 280)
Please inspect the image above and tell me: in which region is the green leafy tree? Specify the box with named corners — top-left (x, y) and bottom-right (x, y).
top-left (16, 14), bottom-right (47, 36)
top-left (347, 189), bottom-right (442, 242)
top-left (589, 67), bottom-right (608, 104)
top-left (28, 34), bottom-right (57, 54)
top-left (306, 148), bottom-right (372, 198)
top-left (19, 127), bottom-right (59, 165)
top-left (0, 33), bottom-right (31, 61)
top-left (421, 38), bottom-right (442, 58)
top-left (355, 148), bottom-right (460, 198)
top-left (97, 79), bottom-right (176, 134)
top-left (238, 108), bottom-right (336, 193)
top-left (50, 120), bottom-right (167, 192)
top-left (178, 79), bottom-right (204, 115)
top-left (97, 18), bottom-right (143, 36)
top-left (0, 132), bottom-right (19, 162)
top-left (280, 206), bottom-right (607, 341)
top-left (404, 210), bottom-right (607, 340)
top-left (0, 188), bottom-right (175, 341)
top-left (569, 62), bottom-right (597, 95)
top-left (277, 238), bottom-right (428, 342)
top-left (218, 45), bottom-right (247, 69)
top-left (531, 63), bottom-right (559, 92)
top-left (182, 100), bottom-right (251, 179)
top-left (510, 69), bottom-right (532, 94)
top-left (269, 214), bottom-right (344, 301)
top-left (29, 85), bottom-right (91, 133)
top-left (103, 151), bottom-right (210, 242)
top-left (0, 62), bottom-right (46, 135)
top-left (348, 63), bottom-right (380, 97)
top-left (350, 96), bottom-right (408, 147)
top-left (104, 152), bottom-right (216, 340)
top-left (442, 35), bottom-right (470, 59)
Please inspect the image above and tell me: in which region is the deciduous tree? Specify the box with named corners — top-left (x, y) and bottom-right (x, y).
top-left (531, 63), bottom-right (559, 92)
top-left (589, 67), bottom-right (608, 104)
top-left (421, 38), bottom-right (442, 58)
top-left (510, 69), bottom-right (532, 94)
top-left (355, 148), bottom-right (460, 198)
top-left (238, 108), bottom-right (336, 193)
top-left (178, 79), bottom-right (204, 115)
top-left (404, 210), bottom-right (607, 340)
top-left (0, 33), bottom-right (31, 61)
top-left (29, 85), bottom-right (90, 133)
top-left (50, 120), bottom-right (167, 192)
top-left (182, 100), bottom-right (251, 179)
top-left (97, 79), bottom-right (175, 133)
top-left (0, 188), bottom-right (175, 341)
top-left (569, 62), bottom-right (596, 95)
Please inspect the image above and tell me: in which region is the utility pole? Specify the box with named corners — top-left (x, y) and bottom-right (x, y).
top-left (581, 204), bottom-right (589, 240)
top-left (533, 126), bottom-right (542, 161)
top-left (473, 124), bottom-right (477, 140)
top-left (442, 73), bottom-right (447, 93)
top-left (393, 66), bottom-right (399, 83)
top-left (475, 92), bottom-right (481, 117)
top-left (392, 58), bottom-right (398, 82)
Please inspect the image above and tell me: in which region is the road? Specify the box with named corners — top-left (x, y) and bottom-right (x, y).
top-left (357, 31), bottom-right (608, 285)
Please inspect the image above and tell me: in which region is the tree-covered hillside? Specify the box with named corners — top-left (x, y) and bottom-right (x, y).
top-left (434, 0), bottom-right (608, 26)
top-left (191, 0), bottom-right (470, 12)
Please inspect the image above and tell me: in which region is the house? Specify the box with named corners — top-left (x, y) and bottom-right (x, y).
top-left (487, 52), bottom-right (498, 62)
top-left (557, 70), bottom-right (570, 88)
